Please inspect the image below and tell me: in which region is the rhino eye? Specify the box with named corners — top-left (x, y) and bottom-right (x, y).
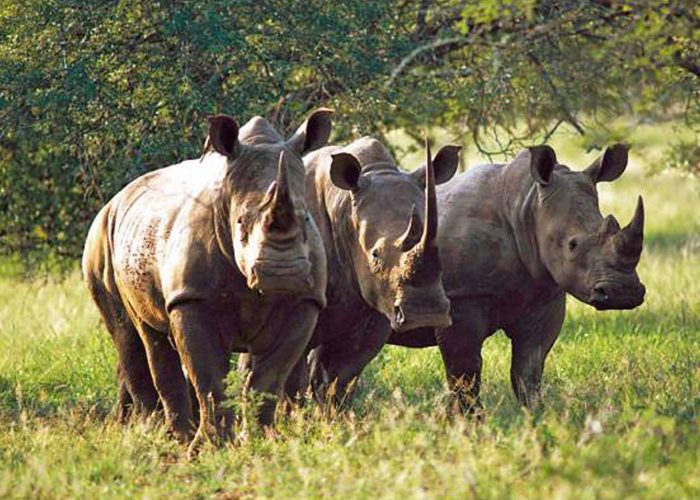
top-left (237, 216), bottom-right (248, 242)
top-left (568, 238), bottom-right (578, 252)
top-left (371, 248), bottom-right (380, 264)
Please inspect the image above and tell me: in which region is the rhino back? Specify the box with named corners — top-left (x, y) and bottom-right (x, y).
top-left (436, 164), bottom-right (530, 303)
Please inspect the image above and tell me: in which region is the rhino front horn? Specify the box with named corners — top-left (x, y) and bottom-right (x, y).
top-left (269, 151), bottom-right (295, 230)
top-left (616, 196), bottom-right (644, 258)
top-left (421, 137), bottom-right (438, 247)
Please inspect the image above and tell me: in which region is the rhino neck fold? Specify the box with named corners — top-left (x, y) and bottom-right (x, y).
top-left (502, 162), bottom-right (556, 287)
top-left (330, 192), bottom-right (365, 299)
top-left (213, 188), bottom-right (236, 265)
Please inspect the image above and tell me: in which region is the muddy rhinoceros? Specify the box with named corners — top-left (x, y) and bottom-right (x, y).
top-left (282, 137), bottom-right (461, 402)
top-left (82, 109), bottom-right (333, 453)
top-left (385, 144), bottom-right (646, 411)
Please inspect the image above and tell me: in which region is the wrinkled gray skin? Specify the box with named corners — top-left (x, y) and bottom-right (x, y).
top-left (82, 109), bottom-right (332, 455)
top-left (342, 144), bottom-right (645, 410)
top-left (278, 137), bottom-right (461, 402)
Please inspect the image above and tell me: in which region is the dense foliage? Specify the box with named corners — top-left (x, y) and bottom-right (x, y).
top-left (0, 0), bottom-right (698, 260)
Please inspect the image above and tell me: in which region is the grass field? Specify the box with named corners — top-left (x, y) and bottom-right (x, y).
top-left (1, 126), bottom-right (699, 499)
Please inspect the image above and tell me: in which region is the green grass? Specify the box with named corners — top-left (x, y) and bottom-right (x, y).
top-left (1, 129), bottom-right (699, 498)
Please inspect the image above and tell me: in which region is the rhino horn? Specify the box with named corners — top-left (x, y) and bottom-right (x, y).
top-left (600, 214), bottom-right (621, 235)
top-left (399, 204), bottom-right (422, 251)
top-left (615, 196), bottom-right (644, 258)
top-left (420, 137), bottom-right (438, 248)
top-left (268, 151), bottom-right (295, 230)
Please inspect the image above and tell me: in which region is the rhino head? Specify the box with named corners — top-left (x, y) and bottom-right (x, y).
top-left (330, 138), bottom-right (461, 331)
top-left (526, 144), bottom-right (645, 310)
top-left (207, 109), bottom-right (333, 294)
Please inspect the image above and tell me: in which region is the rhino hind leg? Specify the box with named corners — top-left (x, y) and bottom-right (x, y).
top-left (435, 304), bottom-right (491, 416)
top-left (135, 320), bottom-right (195, 443)
top-left (116, 366), bottom-right (133, 422)
top-left (86, 279), bottom-right (159, 419)
top-left (504, 293), bottom-right (566, 408)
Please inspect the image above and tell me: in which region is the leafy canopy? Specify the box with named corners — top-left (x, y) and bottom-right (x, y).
top-left (0, 0), bottom-right (697, 261)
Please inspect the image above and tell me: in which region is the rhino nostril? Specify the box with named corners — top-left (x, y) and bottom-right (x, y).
top-left (394, 305), bottom-right (405, 327)
top-left (593, 285), bottom-right (608, 302)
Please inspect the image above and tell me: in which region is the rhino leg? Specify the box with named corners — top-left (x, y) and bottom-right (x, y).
top-left (246, 301), bottom-right (319, 428)
top-left (167, 302), bottom-right (234, 456)
top-left (239, 349), bottom-right (309, 417)
top-left (504, 293), bottom-right (566, 408)
top-left (282, 354), bottom-right (310, 403)
top-left (436, 304), bottom-right (490, 415)
top-left (307, 315), bottom-right (391, 408)
top-left (116, 366), bottom-right (133, 423)
top-left (86, 279), bottom-right (159, 419)
top-left (136, 320), bottom-right (195, 442)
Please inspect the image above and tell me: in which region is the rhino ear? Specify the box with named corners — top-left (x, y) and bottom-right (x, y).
top-left (529, 145), bottom-right (557, 186)
top-left (585, 143), bottom-right (630, 183)
top-left (330, 152), bottom-right (362, 191)
top-left (288, 108), bottom-right (334, 155)
top-left (207, 115), bottom-right (240, 157)
top-left (411, 145), bottom-right (461, 186)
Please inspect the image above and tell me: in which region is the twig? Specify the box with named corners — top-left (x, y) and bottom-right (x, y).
top-left (385, 36), bottom-right (467, 88)
top-left (527, 51), bottom-right (585, 136)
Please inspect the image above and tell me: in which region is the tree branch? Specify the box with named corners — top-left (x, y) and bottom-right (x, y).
top-left (527, 51), bottom-right (585, 136)
top-left (385, 36), bottom-right (468, 88)
top-left (676, 54), bottom-right (700, 78)
top-left (413, 0), bottom-right (432, 40)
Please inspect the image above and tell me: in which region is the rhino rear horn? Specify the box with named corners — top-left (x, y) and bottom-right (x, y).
top-left (399, 204), bottom-right (422, 251)
top-left (615, 196), bottom-right (644, 258)
top-left (600, 214), bottom-right (621, 235)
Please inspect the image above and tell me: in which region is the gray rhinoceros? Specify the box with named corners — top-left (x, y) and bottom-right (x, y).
top-left (293, 137), bottom-right (461, 401)
top-left (82, 109), bottom-right (333, 454)
top-left (386, 144), bottom-right (646, 411)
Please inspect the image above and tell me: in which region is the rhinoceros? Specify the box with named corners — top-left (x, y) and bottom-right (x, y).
top-left (82, 109), bottom-right (333, 453)
top-left (280, 136), bottom-right (461, 401)
top-left (319, 144), bottom-right (645, 413)
top-left (382, 144), bottom-right (646, 411)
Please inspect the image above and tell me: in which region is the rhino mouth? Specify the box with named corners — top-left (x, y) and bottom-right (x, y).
top-left (391, 303), bottom-right (452, 333)
top-left (248, 258), bottom-right (313, 293)
top-left (588, 280), bottom-right (646, 310)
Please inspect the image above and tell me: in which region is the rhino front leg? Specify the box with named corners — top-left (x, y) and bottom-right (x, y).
top-left (505, 293), bottom-right (566, 408)
top-left (436, 305), bottom-right (490, 415)
top-left (168, 302), bottom-right (233, 456)
top-left (239, 352), bottom-right (309, 401)
top-left (308, 314), bottom-right (391, 407)
top-left (283, 354), bottom-right (310, 402)
top-left (246, 300), bottom-right (319, 430)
